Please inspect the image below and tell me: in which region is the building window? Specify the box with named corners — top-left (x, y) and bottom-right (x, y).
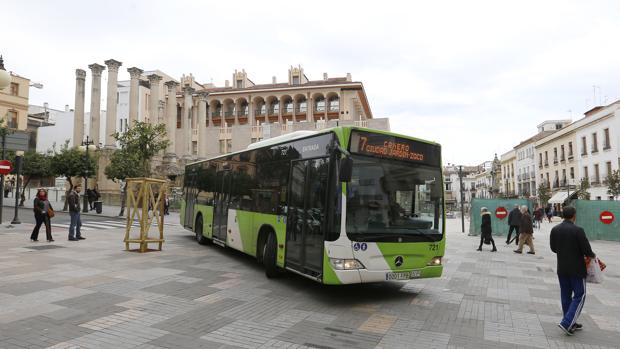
top-left (581, 136), bottom-right (587, 155)
top-left (606, 161), bottom-right (612, 179)
top-left (553, 147), bottom-right (558, 163)
top-left (328, 96), bottom-right (340, 112)
top-left (583, 166), bottom-right (589, 180)
top-left (539, 153), bottom-right (543, 168)
top-left (9, 83), bottom-right (18, 96)
top-left (176, 104), bottom-right (182, 128)
top-left (568, 142), bottom-right (573, 157)
top-left (544, 151), bottom-right (548, 166)
top-left (7, 110), bottom-right (18, 128)
top-left (560, 145), bottom-right (565, 161)
top-left (292, 76), bottom-right (300, 85)
top-left (219, 139), bottom-right (232, 154)
top-left (603, 128), bottom-right (611, 149)
top-left (594, 164), bottom-right (600, 183)
top-left (592, 133), bottom-right (598, 153)
top-left (315, 96), bottom-right (325, 112)
top-left (570, 167), bottom-right (574, 180)
top-left (236, 80), bottom-right (243, 88)
top-left (192, 141), bottom-right (197, 155)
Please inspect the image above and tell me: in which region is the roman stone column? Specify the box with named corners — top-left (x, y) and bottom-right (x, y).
top-left (73, 69), bottom-right (86, 146)
top-left (198, 92), bottom-right (208, 158)
top-left (88, 63), bottom-right (105, 145)
top-left (127, 67), bottom-right (143, 126)
top-left (104, 59), bottom-right (122, 147)
top-left (147, 74), bottom-right (162, 124)
top-left (183, 86), bottom-right (195, 157)
top-left (164, 80), bottom-right (178, 156)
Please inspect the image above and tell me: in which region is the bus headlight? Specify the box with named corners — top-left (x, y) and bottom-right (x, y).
top-left (427, 256), bottom-right (442, 266)
top-left (330, 258), bottom-right (365, 270)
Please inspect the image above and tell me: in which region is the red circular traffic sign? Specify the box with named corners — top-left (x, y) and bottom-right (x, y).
top-left (495, 206), bottom-right (508, 219)
top-left (0, 160), bottom-right (12, 175)
top-left (600, 211), bottom-right (615, 224)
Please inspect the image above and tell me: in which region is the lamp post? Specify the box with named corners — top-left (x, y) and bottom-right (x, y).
top-left (458, 166), bottom-right (465, 233)
top-left (81, 136), bottom-right (94, 213)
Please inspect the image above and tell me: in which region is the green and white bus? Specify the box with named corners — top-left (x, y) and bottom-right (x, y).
top-left (181, 127), bottom-right (445, 284)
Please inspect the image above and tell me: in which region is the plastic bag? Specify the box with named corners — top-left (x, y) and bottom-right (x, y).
top-left (586, 257), bottom-right (604, 284)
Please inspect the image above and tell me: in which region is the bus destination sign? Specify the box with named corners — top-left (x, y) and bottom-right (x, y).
top-left (349, 130), bottom-right (441, 166)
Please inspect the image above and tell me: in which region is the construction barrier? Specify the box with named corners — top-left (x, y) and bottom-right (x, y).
top-left (123, 177), bottom-right (168, 252)
top-left (468, 198), bottom-right (533, 236)
top-left (574, 200), bottom-right (620, 241)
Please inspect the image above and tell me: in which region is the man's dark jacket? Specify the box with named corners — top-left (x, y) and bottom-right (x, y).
top-left (508, 207), bottom-right (522, 226)
top-left (67, 190), bottom-right (80, 213)
top-left (550, 220), bottom-right (595, 277)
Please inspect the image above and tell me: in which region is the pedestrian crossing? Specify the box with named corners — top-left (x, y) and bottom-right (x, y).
top-left (52, 220), bottom-right (178, 231)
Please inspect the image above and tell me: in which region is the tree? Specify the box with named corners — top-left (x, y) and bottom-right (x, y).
top-left (537, 183), bottom-right (551, 206)
top-left (104, 148), bottom-right (145, 216)
top-left (14, 150), bottom-right (53, 206)
top-left (50, 141), bottom-right (98, 210)
top-left (606, 169), bottom-right (620, 200)
top-left (112, 121), bottom-right (170, 177)
top-left (576, 177), bottom-right (591, 200)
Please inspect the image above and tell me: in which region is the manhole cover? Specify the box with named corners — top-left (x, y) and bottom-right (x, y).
top-left (25, 245), bottom-right (66, 250)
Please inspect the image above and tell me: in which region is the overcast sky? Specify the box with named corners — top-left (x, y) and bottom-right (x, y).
top-left (4, 0), bottom-right (620, 165)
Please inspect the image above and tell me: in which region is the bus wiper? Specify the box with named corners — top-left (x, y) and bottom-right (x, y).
top-left (352, 231), bottom-right (438, 242)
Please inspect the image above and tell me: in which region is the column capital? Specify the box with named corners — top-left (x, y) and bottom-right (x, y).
top-left (76, 69), bottom-right (86, 80)
top-left (88, 63), bottom-right (106, 76)
top-left (183, 86), bottom-right (195, 95)
top-left (164, 80), bottom-right (179, 90)
top-left (104, 59), bottom-right (123, 73)
top-left (147, 73), bottom-right (163, 84)
top-left (197, 91), bottom-right (209, 101)
top-left (127, 67), bottom-right (144, 79)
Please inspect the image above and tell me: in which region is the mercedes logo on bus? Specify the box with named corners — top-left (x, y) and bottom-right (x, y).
top-left (394, 256), bottom-right (404, 267)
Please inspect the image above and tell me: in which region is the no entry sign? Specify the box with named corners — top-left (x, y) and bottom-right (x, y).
top-left (599, 211), bottom-right (615, 225)
top-left (0, 160), bottom-right (13, 175)
top-left (495, 206), bottom-right (508, 219)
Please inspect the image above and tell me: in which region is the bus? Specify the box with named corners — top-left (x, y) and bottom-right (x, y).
top-left (181, 127), bottom-right (445, 284)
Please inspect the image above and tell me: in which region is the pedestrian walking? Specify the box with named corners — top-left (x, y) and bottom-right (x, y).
top-left (545, 204), bottom-right (553, 223)
top-left (30, 189), bottom-right (54, 242)
top-left (533, 205), bottom-right (543, 229)
top-left (67, 185), bottom-right (85, 241)
top-left (86, 188), bottom-right (97, 211)
top-left (506, 204), bottom-right (521, 245)
top-left (163, 194), bottom-right (170, 215)
top-left (514, 205), bottom-right (535, 255)
top-left (550, 206), bottom-right (596, 335)
top-left (477, 207), bottom-right (497, 252)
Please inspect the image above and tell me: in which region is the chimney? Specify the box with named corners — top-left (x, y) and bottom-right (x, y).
top-left (225, 80), bottom-right (230, 87)
top-left (65, 104), bottom-right (70, 112)
top-left (323, 73), bottom-right (328, 80)
top-left (272, 76), bottom-right (277, 84)
top-left (346, 73), bottom-right (352, 82)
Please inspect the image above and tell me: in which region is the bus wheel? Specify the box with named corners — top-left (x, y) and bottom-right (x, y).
top-left (263, 232), bottom-right (280, 278)
top-left (195, 215), bottom-right (209, 245)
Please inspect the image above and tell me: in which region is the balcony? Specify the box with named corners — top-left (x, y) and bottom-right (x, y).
top-left (236, 110), bottom-right (248, 117)
top-left (255, 109), bottom-right (266, 116)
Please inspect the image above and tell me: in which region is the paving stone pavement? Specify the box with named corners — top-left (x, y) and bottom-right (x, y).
top-left (1, 218), bottom-right (619, 349)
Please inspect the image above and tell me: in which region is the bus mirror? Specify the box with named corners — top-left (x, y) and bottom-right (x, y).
top-left (339, 157), bottom-right (353, 182)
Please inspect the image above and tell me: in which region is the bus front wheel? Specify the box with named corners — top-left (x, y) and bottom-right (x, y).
top-left (195, 215), bottom-right (210, 245)
top-left (263, 232), bottom-right (281, 278)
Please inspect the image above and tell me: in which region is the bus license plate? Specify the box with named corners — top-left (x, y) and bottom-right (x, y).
top-left (386, 270), bottom-right (421, 280)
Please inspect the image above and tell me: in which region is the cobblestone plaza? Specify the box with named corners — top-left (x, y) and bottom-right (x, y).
top-left (0, 218), bottom-right (618, 349)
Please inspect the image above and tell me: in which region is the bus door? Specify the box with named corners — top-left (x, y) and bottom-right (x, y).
top-left (213, 170), bottom-right (232, 241)
top-left (184, 172), bottom-right (198, 228)
top-left (286, 157), bottom-right (329, 277)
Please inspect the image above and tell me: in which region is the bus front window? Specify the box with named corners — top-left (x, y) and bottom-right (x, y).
top-left (346, 155), bottom-right (443, 242)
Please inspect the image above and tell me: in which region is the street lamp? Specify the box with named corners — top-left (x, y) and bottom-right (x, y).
top-left (81, 136), bottom-right (95, 213)
top-left (458, 165), bottom-right (465, 233)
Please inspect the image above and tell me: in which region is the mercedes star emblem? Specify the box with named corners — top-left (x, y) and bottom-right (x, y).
top-left (394, 256), bottom-right (404, 267)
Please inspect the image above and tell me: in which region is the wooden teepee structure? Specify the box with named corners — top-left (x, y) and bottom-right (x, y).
top-left (123, 177), bottom-right (167, 252)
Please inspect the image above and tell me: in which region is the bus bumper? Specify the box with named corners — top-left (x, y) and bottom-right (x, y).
top-left (357, 265), bottom-right (443, 283)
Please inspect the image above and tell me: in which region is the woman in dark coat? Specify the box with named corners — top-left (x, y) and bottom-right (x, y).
top-left (30, 189), bottom-right (54, 242)
top-left (478, 207), bottom-right (497, 252)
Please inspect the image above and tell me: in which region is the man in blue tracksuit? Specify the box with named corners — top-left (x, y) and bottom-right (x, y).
top-left (550, 206), bottom-right (595, 335)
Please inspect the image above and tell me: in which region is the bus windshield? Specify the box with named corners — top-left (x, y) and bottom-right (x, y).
top-left (346, 155), bottom-right (443, 242)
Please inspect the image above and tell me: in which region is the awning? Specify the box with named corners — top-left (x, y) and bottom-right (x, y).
top-left (548, 191), bottom-right (569, 204)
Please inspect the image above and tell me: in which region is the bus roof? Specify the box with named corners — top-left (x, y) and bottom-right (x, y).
top-left (185, 126), bottom-right (440, 167)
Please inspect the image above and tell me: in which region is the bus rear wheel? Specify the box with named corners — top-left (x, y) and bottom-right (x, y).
top-left (195, 216), bottom-right (210, 245)
top-left (263, 232), bottom-right (281, 278)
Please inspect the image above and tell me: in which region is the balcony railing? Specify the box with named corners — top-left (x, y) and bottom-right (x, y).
top-left (281, 123), bottom-right (293, 133)
top-left (354, 120), bottom-right (369, 128)
top-left (560, 155), bottom-right (565, 162)
top-left (224, 111), bottom-right (234, 118)
top-left (211, 111), bottom-right (221, 117)
top-left (254, 109), bottom-right (266, 116)
top-left (295, 106), bottom-right (307, 113)
top-left (237, 110), bottom-right (248, 117)
top-left (267, 108), bottom-right (279, 116)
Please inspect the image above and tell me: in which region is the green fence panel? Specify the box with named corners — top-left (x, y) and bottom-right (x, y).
top-left (574, 200), bottom-right (620, 241)
top-left (469, 198), bottom-right (533, 236)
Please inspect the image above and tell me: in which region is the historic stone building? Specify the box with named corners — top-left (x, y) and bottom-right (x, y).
top-left (73, 61), bottom-right (388, 200)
